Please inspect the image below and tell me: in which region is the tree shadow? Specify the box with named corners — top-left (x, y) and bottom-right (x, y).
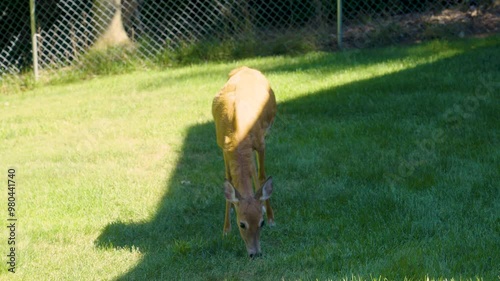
top-left (96, 121), bottom-right (236, 279)
top-left (95, 39), bottom-right (498, 280)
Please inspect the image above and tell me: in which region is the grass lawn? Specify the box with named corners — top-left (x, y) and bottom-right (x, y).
top-left (0, 36), bottom-right (499, 280)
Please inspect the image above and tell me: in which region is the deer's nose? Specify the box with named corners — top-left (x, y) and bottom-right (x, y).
top-left (249, 252), bottom-right (262, 259)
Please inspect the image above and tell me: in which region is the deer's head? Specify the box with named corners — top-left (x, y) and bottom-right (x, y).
top-left (224, 177), bottom-right (273, 258)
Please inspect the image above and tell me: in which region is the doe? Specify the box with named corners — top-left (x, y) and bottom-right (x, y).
top-left (212, 66), bottom-right (276, 258)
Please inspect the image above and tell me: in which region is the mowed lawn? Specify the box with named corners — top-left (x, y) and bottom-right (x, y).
top-left (0, 36), bottom-right (499, 280)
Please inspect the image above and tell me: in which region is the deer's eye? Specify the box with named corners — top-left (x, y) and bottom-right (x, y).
top-left (239, 222), bottom-right (246, 229)
top-left (259, 220), bottom-right (265, 228)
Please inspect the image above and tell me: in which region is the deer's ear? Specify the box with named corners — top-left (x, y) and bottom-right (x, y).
top-left (256, 176), bottom-right (273, 201)
top-left (224, 180), bottom-right (240, 203)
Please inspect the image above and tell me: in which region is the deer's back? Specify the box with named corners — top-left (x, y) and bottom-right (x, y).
top-left (212, 67), bottom-right (276, 152)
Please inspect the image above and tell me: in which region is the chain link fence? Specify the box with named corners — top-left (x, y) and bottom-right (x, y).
top-left (1, 0), bottom-right (498, 80)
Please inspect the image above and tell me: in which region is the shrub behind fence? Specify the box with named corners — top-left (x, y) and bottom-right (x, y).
top-left (0, 0), bottom-right (498, 80)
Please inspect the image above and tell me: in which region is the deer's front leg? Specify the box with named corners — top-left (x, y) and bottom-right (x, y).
top-left (223, 152), bottom-right (233, 235)
top-left (223, 201), bottom-right (232, 235)
top-left (257, 148), bottom-right (275, 226)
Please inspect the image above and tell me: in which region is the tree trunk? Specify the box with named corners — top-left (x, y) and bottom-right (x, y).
top-left (92, 0), bottom-right (131, 49)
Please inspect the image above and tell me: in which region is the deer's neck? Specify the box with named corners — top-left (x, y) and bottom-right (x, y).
top-left (226, 144), bottom-right (255, 198)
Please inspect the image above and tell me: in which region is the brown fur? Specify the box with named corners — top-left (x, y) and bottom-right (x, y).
top-left (212, 66), bottom-right (276, 257)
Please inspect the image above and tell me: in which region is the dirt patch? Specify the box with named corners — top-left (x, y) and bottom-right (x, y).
top-left (341, 5), bottom-right (499, 48)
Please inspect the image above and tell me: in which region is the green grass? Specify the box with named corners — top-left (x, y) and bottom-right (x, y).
top-left (1, 36), bottom-right (499, 280)
top-left (0, 33), bottom-right (319, 94)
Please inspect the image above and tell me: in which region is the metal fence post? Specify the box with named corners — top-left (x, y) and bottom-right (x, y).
top-left (337, 0), bottom-right (343, 49)
top-left (30, 0), bottom-right (39, 81)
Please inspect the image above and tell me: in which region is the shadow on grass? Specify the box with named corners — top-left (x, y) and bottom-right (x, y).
top-left (135, 38), bottom-right (472, 94)
top-left (95, 38), bottom-right (499, 280)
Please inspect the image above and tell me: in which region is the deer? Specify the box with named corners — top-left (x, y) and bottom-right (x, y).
top-left (212, 66), bottom-right (276, 258)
